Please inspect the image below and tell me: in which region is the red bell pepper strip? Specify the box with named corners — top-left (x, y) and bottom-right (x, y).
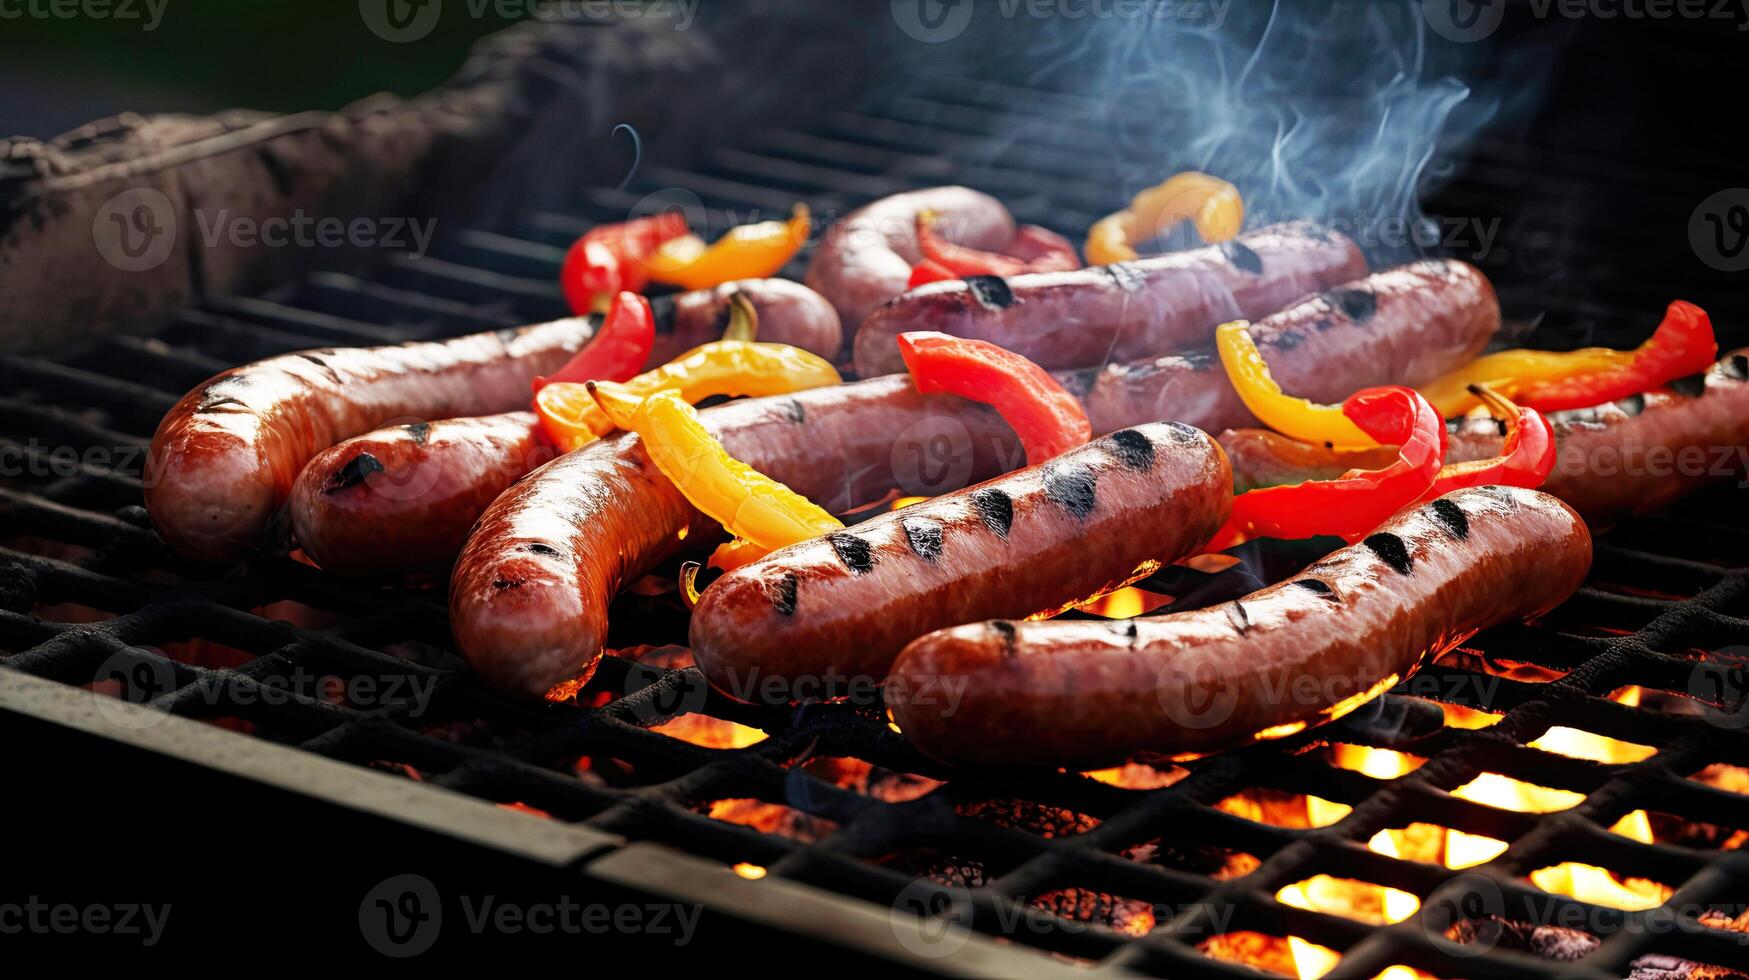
top-left (908, 213), bottom-right (1081, 287)
top-left (559, 213), bottom-right (691, 315)
top-left (1421, 385), bottom-right (1556, 501)
top-left (907, 258), bottom-right (960, 289)
top-left (1206, 386), bottom-right (1446, 550)
top-left (897, 331), bottom-right (1092, 467)
top-left (1513, 300), bottom-right (1717, 412)
top-left (533, 292), bottom-right (655, 393)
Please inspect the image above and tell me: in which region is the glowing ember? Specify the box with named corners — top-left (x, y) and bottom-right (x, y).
top-left (732, 863), bottom-right (767, 879)
top-left (1330, 745), bottom-right (1425, 779)
top-left (1199, 932), bottom-right (1303, 977)
top-left (1287, 936), bottom-right (1341, 980)
top-left (1451, 772), bottom-right (1584, 813)
top-left (1528, 862), bottom-right (1671, 911)
top-left (1692, 763), bottom-right (1749, 795)
top-left (499, 801), bottom-right (552, 819)
top-left (1443, 829), bottom-right (1511, 869)
top-left (1609, 809), bottom-right (1655, 845)
top-left (891, 496), bottom-right (929, 509)
top-left (1275, 871), bottom-right (1419, 927)
top-left (1528, 726), bottom-right (1656, 764)
top-left (1434, 702), bottom-right (1503, 729)
top-left (1074, 585), bottom-right (1175, 619)
top-left (544, 676), bottom-right (589, 702)
top-left (1082, 762), bottom-right (1189, 790)
top-left (652, 713), bottom-right (767, 749)
top-left (1216, 789), bottom-right (1350, 829)
top-left (706, 798), bottom-right (838, 842)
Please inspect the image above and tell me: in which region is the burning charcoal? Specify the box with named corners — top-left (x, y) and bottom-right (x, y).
top-left (1627, 954), bottom-right (1749, 979)
top-left (958, 799), bottom-right (1100, 838)
top-left (1446, 915), bottom-right (1600, 961)
top-left (1029, 887), bottom-right (1156, 935)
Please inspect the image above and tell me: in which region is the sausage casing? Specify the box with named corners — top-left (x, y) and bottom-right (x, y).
top-left (689, 423), bottom-right (1232, 703)
top-left (887, 486), bottom-right (1592, 767)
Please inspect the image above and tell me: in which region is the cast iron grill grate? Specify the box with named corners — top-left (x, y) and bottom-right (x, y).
top-left (3, 76), bottom-right (1748, 977)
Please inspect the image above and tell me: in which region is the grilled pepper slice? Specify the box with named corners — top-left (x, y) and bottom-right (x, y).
top-left (536, 296), bottom-right (840, 452)
top-left (1419, 300), bottom-right (1716, 415)
top-left (559, 213), bottom-right (691, 314)
top-left (908, 211), bottom-right (1081, 286)
top-left (1421, 385), bottom-right (1556, 501)
top-left (1216, 320), bottom-right (1375, 448)
top-left (897, 331), bottom-right (1092, 466)
top-left (643, 205), bottom-right (811, 292)
top-left (1207, 385), bottom-right (1446, 550)
top-left (1085, 171), bottom-right (1243, 265)
top-left (535, 291), bottom-right (655, 393)
top-left (588, 382), bottom-right (844, 569)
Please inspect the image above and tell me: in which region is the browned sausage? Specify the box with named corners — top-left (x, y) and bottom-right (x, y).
top-left (886, 486), bottom-right (1592, 767)
top-left (146, 280), bottom-right (839, 564)
top-left (449, 375), bottom-right (1021, 698)
top-left (1066, 259), bottom-right (1499, 435)
top-left (689, 423), bottom-right (1232, 704)
top-left (853, 221), bottom-right (1369, 376)
top-left (649, 278), bottom-right (841, 365)
top-left (805, 186), bottom-right (1016, 335)
top-left (1219, 350), bottom-right (1749, 523)
top-left (287, 412), bottom-right (554, 581)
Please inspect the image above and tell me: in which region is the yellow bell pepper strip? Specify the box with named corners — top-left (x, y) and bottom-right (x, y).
top-left (642, 205), bottom-right (811, 291)
top-left (1204, 385), bottom-right (1446, 551)
top-left (1216, 320), bottom-right (1376, 448)
top-left (587, 382), bottom-right (844, 569)
top-left (1085, 172), bottom-right (1243, 265)
top-left (1418, 300), bottom-right (1717, 416)
top-left (534, 295), bottom-right (841, 452)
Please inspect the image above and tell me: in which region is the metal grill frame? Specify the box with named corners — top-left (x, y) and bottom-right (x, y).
top-left (3, 74), bottom-right (1749, 974)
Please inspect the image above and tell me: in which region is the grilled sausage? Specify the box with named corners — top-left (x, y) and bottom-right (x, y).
top-left (649, 278), bottom-right (841, 365)
top-left (288, 412), bottom-right (554, 581)
top-left (1066, 259), bottom-right (1499, 435)
top-left (1219, 350), bottom-right (1749, 523)
top-left (887, 486), bottom-right (1592, 767)
top-left (853, 221), bottom-right (1369, 376)
top-left (689, 424), bottom-right (1232, 703)
top-left (145, 280), bottom-right (839, 563)
top-left (805, 186), bottom-right (1016, 335)
top-left (450, 375), bottom-right (1021, 698)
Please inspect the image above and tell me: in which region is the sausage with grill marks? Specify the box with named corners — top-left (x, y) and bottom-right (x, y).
top-left (805, 186), bottom-right (1017, 336)
top-left (449, 376), bottom-right (1021, 698)
top-left (288, 412), bottom-right (554, 580)
top-left (886, 486), bottom-right (1592, 767)
top-left (146, 279), bottom-right (839, 564)
top-left (1219, 350), bottom-right (1749, 523)
top-left (1061, 259), bottom-right (1499, 436)
top-left (853, 220), bottom-right (1368, 376)
top-left (688, 423), bottom-right (1232, 703)
top-left (648, 277), bottom-right (841, 366)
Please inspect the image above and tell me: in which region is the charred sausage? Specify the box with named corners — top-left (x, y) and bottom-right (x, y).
top-left (146, 280), bottom-right (838, 563)
top-left (1219, 351), bottom-right (1749, 523)
top-left (288, 412), bottom-right (554, 581)
top-left (449, 375), bottom-right (1021, 698)
top-left (689, 423), bottom-right (1232, 703)
top-left (853, 221), bottom-right (1369, 376)
top-left (805, 186), bottom-right (1016, 334)
top-left (1066, 259), bottom-right (1499, 436)
top-left (886, 486), bottom-right (1592, 767)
